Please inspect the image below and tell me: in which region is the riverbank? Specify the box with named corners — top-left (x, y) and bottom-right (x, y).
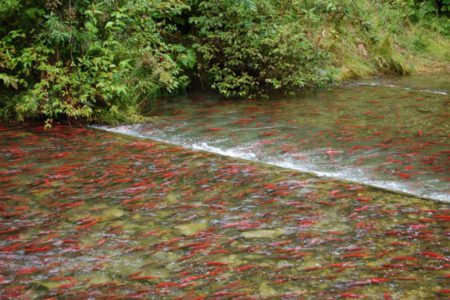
top-left (326, 17), bottom-right (450, 80)
top-left (1, 1), bottom-right (449, 125)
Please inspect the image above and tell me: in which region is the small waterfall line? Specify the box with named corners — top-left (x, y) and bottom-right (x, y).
top-left (93, 125), bottom-right (450, 203)
top-left (346, 81), bottom-right (449, 96)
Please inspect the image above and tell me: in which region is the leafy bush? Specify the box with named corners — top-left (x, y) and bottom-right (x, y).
top-left (190, 0), bottom-right (333, 97)
top-left (0, 0), bottom-right (192, 124)
top-left (401, 0), bottom-right (450, 35)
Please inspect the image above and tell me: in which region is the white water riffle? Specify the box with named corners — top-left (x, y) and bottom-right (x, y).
top-left (345, 81), bottom-right (449, 96)
top-left (93, 124), bottom-right (450, 203)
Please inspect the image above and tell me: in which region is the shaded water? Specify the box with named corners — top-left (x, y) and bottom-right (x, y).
top-left (1, 125), bottom-right (449, 299)
top-left (100, 74), bottom-right (450, 202)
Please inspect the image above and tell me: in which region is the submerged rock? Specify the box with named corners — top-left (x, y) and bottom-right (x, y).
top-left (241, 229), bottom-right (284, 238)
top-left (99, 208), bottom-right (125, 222)
top-left (259, 282), bottom-right (278, 297)
top-left (175, 221), bottom-right (208, 235)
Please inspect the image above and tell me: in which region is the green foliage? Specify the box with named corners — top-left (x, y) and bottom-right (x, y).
top-left (306, 0), bottom-right (448, 78)
top-left (373, 36), bottom-right (410, 75)
top-left (401, 0), bottom-right (450, 35)
top-left (0, 0), bottom-right (448, 124)
top-left (190, 0), bottom-right (333, 97)
top-left (0, 0), bottom-right (191, 124)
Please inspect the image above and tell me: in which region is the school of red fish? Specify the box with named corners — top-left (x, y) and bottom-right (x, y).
top-left (0, 122), bottom-right (449, 299)
top-left (104, 75), bottom-right (450, 202)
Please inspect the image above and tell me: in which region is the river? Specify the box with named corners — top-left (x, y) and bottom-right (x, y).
top-left (0, 74), bottom-right (449, 298)
top-left (99, 74), bottom-right (450, 202)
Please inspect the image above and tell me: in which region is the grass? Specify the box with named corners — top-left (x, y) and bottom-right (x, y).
top-left (315, 0), bottom-right (450, 81)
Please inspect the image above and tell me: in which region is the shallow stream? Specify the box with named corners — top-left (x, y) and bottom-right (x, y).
top-left (1, 74), bottom-right (449, 299)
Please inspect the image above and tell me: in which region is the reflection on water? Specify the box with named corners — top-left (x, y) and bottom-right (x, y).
top-left (100, 74), bottom-right (450, 202)
top-left (0, 124), bottom-right (449, 299)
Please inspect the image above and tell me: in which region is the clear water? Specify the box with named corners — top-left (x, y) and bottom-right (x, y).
top-left (1, 74), bottom-right (449, 299)
top-left (100, 74), bottom-right (450, 202)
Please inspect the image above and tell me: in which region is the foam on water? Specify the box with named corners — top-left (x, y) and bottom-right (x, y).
top-left (346, 81), bottom-right (449, 96)
top-left (93, 124), bottom-right (450, 203)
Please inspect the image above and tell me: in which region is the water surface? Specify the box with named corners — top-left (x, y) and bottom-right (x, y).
top-left (0, 124), bottom-right (449, 299)
top-left (100, 74), bottom-right (450, 202)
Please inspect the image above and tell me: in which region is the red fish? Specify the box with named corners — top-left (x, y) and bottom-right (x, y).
top-left (156, 282), bottom-right (179, 288)
top-left (421, 252), bottom-right (447, 260)
top-left (206, 262), bottom-right (228, 267)
top-left (17, 267), bottom-right (39, 275)
top-left (235, 264), bottom-right (257, 272)
top-left (396, 172), bottom-right (411, 179)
